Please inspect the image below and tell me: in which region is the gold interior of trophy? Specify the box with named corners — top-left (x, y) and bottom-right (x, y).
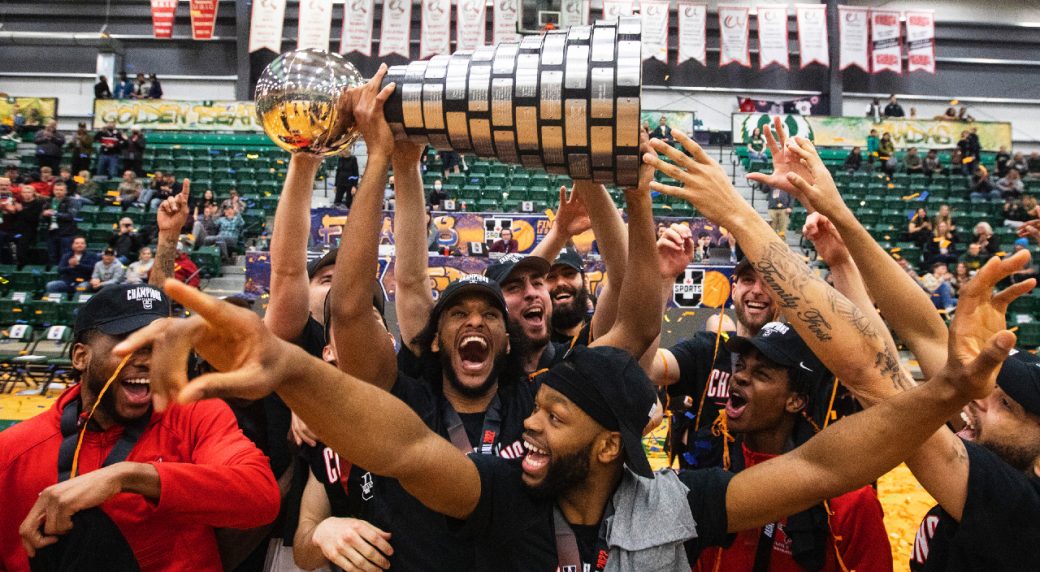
top-left (259, 98), bottom-right (360, 156)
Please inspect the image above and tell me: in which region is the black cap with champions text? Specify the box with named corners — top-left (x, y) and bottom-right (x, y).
top-left (540, 345), bottom-right (657, 478)
top-left (484, 253), bottom-right (551, 285)
top-left (551, 248), bottom-right (584, 273)
top-left (996, 349), bottom-right (1040, 416)
top-left (307, 248), bottom-right (338, 280)
top-left (74, 284), bottom-right (171, 337)
top-left (429, 274), bottom-right (508, 326)
top-left (725, 321), bottom-right (831, 396)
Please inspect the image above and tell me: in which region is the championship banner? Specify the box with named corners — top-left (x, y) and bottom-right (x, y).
top-left (456, 0), bottom-right (488, 52)
top-left (340, 0), bottom-right (376, 56)
top-left (297, 0), bottom-right (333, 51)
top-left (379, 0), bottom-right (412, 58)
top-left (249, 0), bottom-right (286, 53)
top-left (420, 0), bottom-right (452, 59)
top-left (756, 5), bottom-right (789, 70)
top-left (189, 0), bottom-right (219, 40)
top-left (0, 97), bottom-right (58, 128)
top-left (732, 113), bottom-right (1013, 152)
top-left (150, 0), bottom-right (178, 39)
top-left (796, 4), bottom-right (828, 68)
top-left (870, 9), bottom-right (902, 74)
top-left (602, 0), bottom-right (637, 20)
top-left (717, 5), bottom-right (751, 68)
top-left (906, 10), bottom-right (936, 74)
top-left (493, 0), bottom-right (519, 44)
top-left (92, 99), bottom-right (262, 132)
top-left (838, 5), bottom-right (869, 72)
top-left (559, 0), bottom-right (589, 28)
top-left (640, 0), bottom-right (670, 62)
top-left (677, 2), bottom-right (707, 66)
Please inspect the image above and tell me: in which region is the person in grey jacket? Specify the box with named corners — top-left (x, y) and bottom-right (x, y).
top-left (90, 247), bottom-right (127, 291)
top-left (33, 121), bottom-right (65, 173)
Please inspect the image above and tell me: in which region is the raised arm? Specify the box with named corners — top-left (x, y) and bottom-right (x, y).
top-left (114, 280), bottom-right (482, 521)
top-left (150, 179), bottom-right (190, 287)
top-left (264, 154), bottom-right (324, 341)
top-left (530, 185), bottom-right (592, 263)
top-left (391, 147), bottom-right (433, 355)
top-left (641, 223), bottom-right (694, 379)
top-left (327, 67), bottom-right (398, 390)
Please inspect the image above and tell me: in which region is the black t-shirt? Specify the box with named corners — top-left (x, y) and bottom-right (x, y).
top-left (457, 454), bottom-right (734, 571)
top-left (667, 331), bottom-right (736, 470)
top-left (537, 340), bottom-right (572, 371)
top-left (301, 441), bottom-right (368, 520)
top-left (551, 320), bottom-right (592, 348)
top-left (294, 316), bottom-right (326, 358)
top-left (910, 439), bottom-right (1040, 571)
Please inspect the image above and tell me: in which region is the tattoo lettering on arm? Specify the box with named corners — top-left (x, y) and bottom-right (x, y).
top-left (149, 237), bottom-right (177, 287)
top-left (796, 309), bottom-right (833, 341)
top-left (874, 349), bottom-right (915, 391)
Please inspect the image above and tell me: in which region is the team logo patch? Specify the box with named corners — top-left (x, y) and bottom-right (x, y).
top-left (673, 267), bottom-right (704, 308)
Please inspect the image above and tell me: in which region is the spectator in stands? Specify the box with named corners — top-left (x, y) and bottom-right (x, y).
top-left (904, 147), bottom-right (924, 175)
top-left (908, 207), bottom-right (933, 245)
top-left (970, 166), bottom-right (1001, 201)
top-left (883, 94), bottom-right (905, 118)
top-left (333, 150), bottom-right (359, 207)
top-left (932, 203), bottom-right (956, 233)
top-left (866, 129), bottom-right (879, 168)
top-left (878, 132), bottom-right (896, 176)
top-left (44, 181), bottom-right (79, 266)
top-left (46, 236), bottom-right (97, 293)
top-left (222, 189), bottom-right (246, 214)
top-left (7, 185), bottom-right (44, 267)
top-left (865, 98), bottom-right (882, 122)
top-left (428, 179), bottom-right (448, 209)
top-left (190, 188), bottom-right (216, 213)
top-left (94, 122), bottom-right (125, 179)
top-left (1003, 197), bottom-right (1031, 229)
top-left (58, 166), bottom-right (77, 196)
top-left (210, 204), bottom-right (245, 263)
top-left (440, 150), bottom-right (462, 178)
top-left (489, 227), bottom-right (519, 254)
top-left (123, 126), bottom-right (146, 176)
top-left (995, 146), bottom-right (1012, 178)
top-left (951, 261), bottom-right (972, 296)
top-left (109, 217), bottom-right (146, 264)
top-left (920, 262), bottom-right (957, 313)
top-left (766, 186), bottom-right (792, 238)
top-left (114, 71), bottom-right (134, 99)
top-left (94, 75), bottom-right (112, 99)
top-left (958, 106), bottom-right (975, 122)
top-left (924, 149), bottom-right (944, 181)
top-left (385, 174), bottom-right (396, 210)
top-left (651, 116), bottom-right (674, 143)
top-left (937, 106), bottom-right (957, 120)
top-left (959, 242), bottom-right (987, 272)
top-left (175, 237), bottom-right (202, 287)
top-left (33, 121), bottom-right (65, 172)
top-left (909, 106), bottom-right (918, 118)
top-left (973, 221), bottom-right (1001, 256)
top-left (1028, 151), bottom-right (1040, 179)
top-left (996, 169), bottom-right (1025, 199)
top-left (957, 130), bottom-right (979, 175)
top-left (1023, 195), bottom-right (1040, 221)
top-left (148, 74), bottom-right (163, 99)
top-left (3, 167), bottom-right (19, 185)
top-left (746, 127), bottom-right (767, 161)
top-left (90, 247), bottom-right (127, 291)
top-left (126, 245), bottom-right (153, 284)
top-left (131, 72), bottom-right (150, 99)
top-left (76, 169), bottom-right (99, 204)
top-left (925, 220), bottom-right (958, 267)
top-left (843, 147), bottom-right (862, 173)
top-left (1008, 152), bottom-right (1028, 174)
top-left (693, 231), bottom-right (714, 262)
top-left (31, 167), bottom-right (55, 197)
top-left (117, 169), bottom-right (143, 206)
top-left (192, 202), bottom-right (221, 245)
top-left (68, 122), bottom-right (94, 174)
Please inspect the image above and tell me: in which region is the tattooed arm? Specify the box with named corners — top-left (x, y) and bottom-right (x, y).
top-left (150, 180), bottom-right (191, 288)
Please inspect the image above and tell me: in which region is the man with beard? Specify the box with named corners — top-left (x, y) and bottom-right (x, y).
top-left (2, 284), bottom-right (280, 570)
top-left (758, 132), bottom-right (1040, 570)
top-left (694, 322), bottom-right (892, 571)
top-left (547, 247), bottom-right (594, 347)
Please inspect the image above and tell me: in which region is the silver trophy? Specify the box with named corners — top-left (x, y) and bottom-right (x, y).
top-left (256, 17), bottom-right (642, 186)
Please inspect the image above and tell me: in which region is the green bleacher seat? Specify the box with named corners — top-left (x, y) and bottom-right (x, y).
top-left (193, 246), bottom-right (222, 278)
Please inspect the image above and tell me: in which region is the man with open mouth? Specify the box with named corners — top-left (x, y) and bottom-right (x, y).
top-left (695, 321), bottom-right (892, 571)
top-left (546, 247), bottom-right (594, 348)
top-left (1, 284), bottom-right (280, 571)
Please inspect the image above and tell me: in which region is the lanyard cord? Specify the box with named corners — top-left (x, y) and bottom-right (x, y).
top-left (69, 353), bottom-right (133, 479)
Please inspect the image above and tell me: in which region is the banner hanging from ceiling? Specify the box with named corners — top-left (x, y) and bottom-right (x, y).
top-left (906, 10), bottom-right (936, 73)
top-left (870, 9), bottom-right (903, 74)
top-left (796, 4), bottom-right (829, 68)
top-left (150, 0), bottom-right (178, 39)
top-left (677, 2), bottom-right (707, 66)
top-left (420, 0), bottom-right (452, 59)
top-left (602, 0), bottom-right (637, 20)
top-left (456, 0), bottom-right (488, 52)
top-left (756, 5), bottom-right (789, 70)
top-left (189, 0), bottom-right (219, 40)
top-left (559, 0), bottom-right (590, 28)
top-left (494, 0), bottom-right (520, 44)
top-left (297, 0), bottom-right (333, 51)
top-left (838, 5), bottom-right (869, 71)
top-left (379, 0), bottom-right (413, 57)
top-left (717, 5), bottom-right (751, 67)
top-left (340, 0), bottom-right (375, 56)
top-left (641, 0), bottom-right (670, 62)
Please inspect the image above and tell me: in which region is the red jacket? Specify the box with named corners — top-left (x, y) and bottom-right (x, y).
top-left (695, 445), bottom-right (893, 572)
top-left (0, 385), bottom-right (280, 571)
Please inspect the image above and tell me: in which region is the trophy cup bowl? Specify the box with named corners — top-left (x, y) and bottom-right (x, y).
top-left (254, 49), bottom-right (365, 156)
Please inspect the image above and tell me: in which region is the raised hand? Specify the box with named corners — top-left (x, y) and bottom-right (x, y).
top-left (312, 517), bottom-right (393, 571)
top-left (941, 250), bottom-right (1035, 400)
top-left (746, 116), bottom-right (816, 196)
top-left (780, 137), bottom-right (846, 217)
top-left (803, 212), bottom-right (852, 267)
top-left (634, 128), bottom-right (655, 193)
top-left (657, 223), bottom-right (694, 279)
top-left (391, 139), bottom-right (425, 167)
top-left (553, 184), bottom-right (592, 237)
top-left (112, 280), bottom-right (291, 410)
top-left (353, 64), bottom-right (396, 160)
top-left (643, 129), bottom-right (756, 228)
top-left (156, 178), bottom-right (190, 235)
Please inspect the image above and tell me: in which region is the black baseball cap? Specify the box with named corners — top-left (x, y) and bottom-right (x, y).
top-left (996, 349), bottom-right (1040, 416)
top-left (551, 247), bottom-right (584, 273)
top-left (430, 274), bottom-right (508, 327)
top-left (726, 321), bottom-right (831, 395)
top-left (74, 284), bottom-right (171, 337)
top-left (733, 258), bottom-right (755, 280)
top-left (541, 345), bottom-right (657, 478)
top-left (484, 253), bottom-right (551, 285)
top-left (307, 248), bottom-right (338, 279)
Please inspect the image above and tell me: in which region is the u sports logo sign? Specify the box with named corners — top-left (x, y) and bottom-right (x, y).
top-left (673, 266), bottom-right (731, 309)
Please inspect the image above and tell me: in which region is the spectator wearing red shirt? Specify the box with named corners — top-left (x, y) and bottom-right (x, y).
top-left (0, 284), bottom-right (279, 571)
top-left (489, 227), bottom-right (519, 254)
top-left (695, 323), bottom-right (892, 572)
